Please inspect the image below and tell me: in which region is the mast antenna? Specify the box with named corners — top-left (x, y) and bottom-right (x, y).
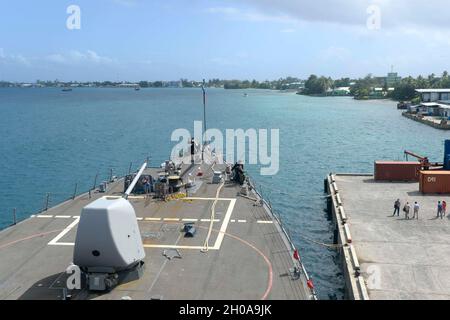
top-left (201, 79), bottom-right (207, 162)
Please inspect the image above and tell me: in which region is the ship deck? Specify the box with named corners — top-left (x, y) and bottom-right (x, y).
top-left (0, 162), bottom-right (313, 300)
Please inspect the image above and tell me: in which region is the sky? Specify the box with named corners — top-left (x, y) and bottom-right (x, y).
top-left (0, 0), bottom-right (449, 82)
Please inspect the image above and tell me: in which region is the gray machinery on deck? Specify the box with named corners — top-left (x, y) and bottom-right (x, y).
top-left (72, 163), bottom-right (147, 292)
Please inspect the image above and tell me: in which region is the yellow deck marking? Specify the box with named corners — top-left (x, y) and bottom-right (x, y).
top-left (185, 197), bottom-right (235, 201)
top-left (143, 244), bottom-right (206, 250)
top-left (137, 218), bottom-right (222, 222)
top-left (102, 195), bottom-right (145, 200)
top-left (102, 196), bottom-right (236, 201)
top-left (145, 217), bottom-right (162, 221)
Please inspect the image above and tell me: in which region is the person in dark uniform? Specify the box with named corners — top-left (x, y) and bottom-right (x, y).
top-left (232, 162), bottom-right (245, 185)
top-left (191, 138), bottom-right (195, 164)
top-left (392, 199), bottom-right (401, 217)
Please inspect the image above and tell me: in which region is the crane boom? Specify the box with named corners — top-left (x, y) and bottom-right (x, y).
top-left (404, 150), bottom-right (426, 161)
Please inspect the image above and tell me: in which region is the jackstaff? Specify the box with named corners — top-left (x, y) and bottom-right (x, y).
top-left (201, 79), bottom-right (207, 161)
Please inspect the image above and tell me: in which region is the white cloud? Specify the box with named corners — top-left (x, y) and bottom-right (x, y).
top-left (0, 49), bottom-right (31, 66)
top-left (139, 59), bottom-right (152, 65)
top-left (85, 50), bottom-right (114, 64)
top-left (46, 53), bottom-right (66, 63)
top-left (280, 28), bottom-right (295, 33)
top-left (45, 50), bottom-right (114, 64)
top-left (113, 0), bottom-right (138, 7)
top-left (206, 7), bottom-right (240, 15)
top-left (206, 6), bottom-right (297, 24)
top-left (231, 0), bottom-right (450, 31)
top-left (209, 57), bottom-right (239, 66)
top-left (14, 54), bottom-right (30, 66)
top-left (319, 46), bottom-right (352, 62)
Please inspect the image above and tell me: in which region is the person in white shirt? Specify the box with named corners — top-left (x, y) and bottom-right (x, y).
top-left (403, 202), bottom-right (411, 220)
top-left (412, 202), bottom-right (419, 220)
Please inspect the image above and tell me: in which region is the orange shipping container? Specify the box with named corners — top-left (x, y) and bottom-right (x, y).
top-left (374, 161), bottom-right (421, 182)
top-left (419, 171), bottom-right (450, 194)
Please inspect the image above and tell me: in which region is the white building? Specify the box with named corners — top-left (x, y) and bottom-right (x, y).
top-left (416, 89), bottom-right (450, 103)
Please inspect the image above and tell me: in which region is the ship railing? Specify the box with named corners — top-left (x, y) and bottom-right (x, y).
top-left (5, 157), bottom-right (168, 229)
top-left (246, 176), bottom-right (317, 300)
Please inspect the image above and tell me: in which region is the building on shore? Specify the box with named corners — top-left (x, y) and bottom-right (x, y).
top-left (326, 86), bottom-right (351, 96)
top-left (164, 81), bottom-right (182, 88)
top-left (416, 89), bottom-right (450, 102)
top-left (408, 89), bottom-right (450, 118)
top-left (368, 87), bottom-right (394, 99)
top-left (386, 72), bottom-right (401, 87)
top-left (118, 82), bottom-right (139, 88)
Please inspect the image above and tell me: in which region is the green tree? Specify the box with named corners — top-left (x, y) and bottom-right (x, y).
top-left (304, 75), bottom-right (332, 95)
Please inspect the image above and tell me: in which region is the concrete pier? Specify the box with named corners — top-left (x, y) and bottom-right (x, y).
top-left (402, 112), bottom-right (450, 130)
top-left (327, 174), bottom-right (450, 300)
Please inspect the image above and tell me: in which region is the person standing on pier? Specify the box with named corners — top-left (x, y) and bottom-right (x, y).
top-left (190, 138), bottom-right (195, 164)
top-left (412, 202), bottom-right (420, 220)
top-left (393, 199), bottom-right (401, 217)
top-left (437, 201), bottom-right (443, 219)
top-left (443, 201), bottom-right (447, 217)
top-left (403, 202), bottom-right (411, 220)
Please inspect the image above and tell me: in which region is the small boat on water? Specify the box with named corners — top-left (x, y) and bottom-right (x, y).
top-left (62, 87), bottom-right (72, 92)
top-left (135, 86), bottom-right (140, 91)
top-left (243, 93), bottom-right (248, 97)
top-left (397, 101), bottom-right (411, 109)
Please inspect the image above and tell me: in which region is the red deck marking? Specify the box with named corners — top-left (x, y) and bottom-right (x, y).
top-left (197, 225), bottom-right (274, 300)
top-left (0, 229), bottom-right (64, 250)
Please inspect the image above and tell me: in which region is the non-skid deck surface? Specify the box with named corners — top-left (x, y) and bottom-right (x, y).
top-left (0, 164), bottom-right (311, 300)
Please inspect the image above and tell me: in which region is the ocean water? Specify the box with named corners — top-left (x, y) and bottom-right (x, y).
top-left (1, 87), bottom-right (449, 299)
